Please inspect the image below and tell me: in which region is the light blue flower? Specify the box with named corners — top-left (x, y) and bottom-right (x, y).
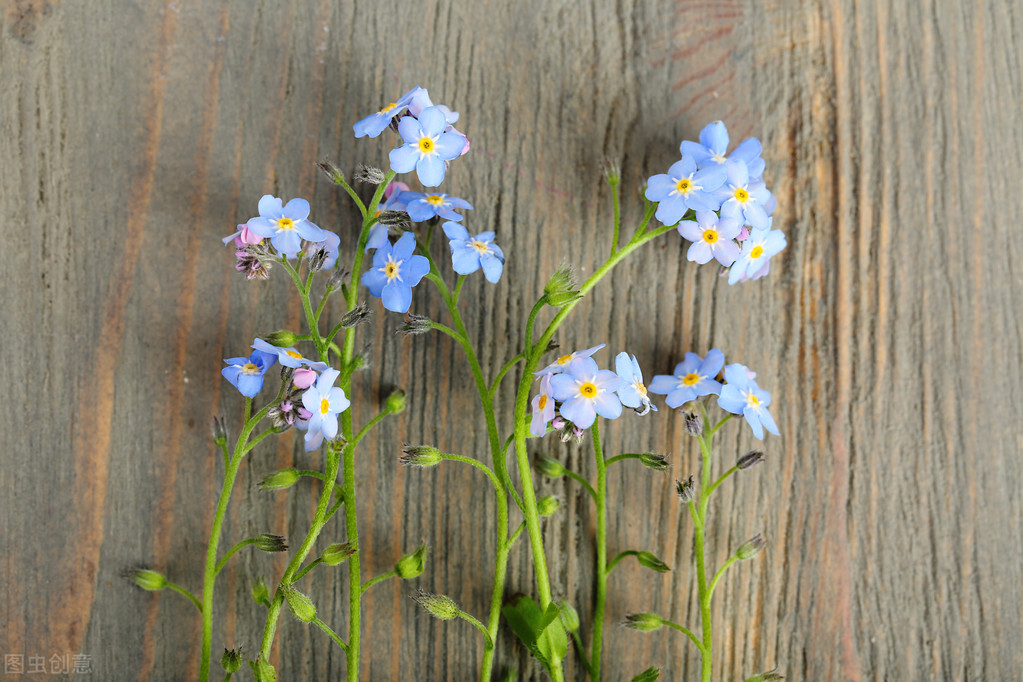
top-left (550, 357), bottom-right (623, 429)
top-left (530, 374), bottom-right (556, 436)
top-left (714, 160), bottom-right (772, 230)
top-left (353, 86), bottom-right (424, 138)
top-left (727, 221), bottom-right (787, 284)
top-left (300, 368), bottom-right (350, 451)
top-left (388, 106), bottom-right (468, 187)
top-left (246, 195), bottom-right (327, 258)
top-left (676, 211), bottom-right (742, 266)
top-left (614, 352), bottom-right (656, 415)
top-left (648, 349), bottom-right (724, 408)
top-left (535, 344), bottom-right (605, 377)
top-left (644, 155), bottom-right (726, 226)
top-left (442, 222), bottom-right (504, 283)
top-left (401, 191), bottom-right (473, 222)
top-left (680, 121), bottom-right (764, 177)
top-left (222, 349), bottom-right (277, 398)
top-left (359, 232), bottom-right (430, 313)
top-left (717, 363), bottom-right (779, 440)
top-left (252, 338), bottom-right (328, 371)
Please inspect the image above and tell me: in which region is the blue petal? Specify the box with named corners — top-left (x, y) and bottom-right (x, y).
top-left (593, 391), bottom-right (623, 419)
top-left (364, 224), bottom-right (389, 253)
top-left (272, 231), bottom-right (302, 258)
top-left (403, 254), bottom-right (431, 285)
top-left (406, 200), bottom-right (436, 222)
top-left (451, 246), bottom-right (481, 274)
top-left (680, 140), bottom-right (712, 165)
top-left (743, 407), bottom-right (765, 440)
top-left (236, 373), bottom-right (264, 398)
top-left (381, 281), bottom-right (412, 313)
top-left (701, 349), bottom-right (725, 377)
top-left (361, 267), bottom-right (388, 297)
top-left (480, 253), bottom-right (503, 282)
top-left (392, 231), bottom-right (417, 260)
top-left (694, 164), bottom-right (727, 192)
top-left (246, 216), bottom-right (275, 238)
top-left (397, 115), bottom-right (423, 143)
top-left (283, 198), bottom-right (311, 221)
top-left (435, 132), bottom-right (467, 160)
top-left (730, 137), bottom-right (762, 163)
top-left (442, 222), bottom-right (471, 241)
top-left (759, 407), bottom-right (780, 435)
top-left (354, 113), bottom-right (388, 138)
top-left (418, 106), bottom-right (447, 136)
top-left (699, 121), bottom-right (729, 154)
top-left (416, 155), bottom-right (446, 187)
top-left (654, 196), bottom-right (687, 226)
top-left (297, 220), bottom-right (327, 242)
top-left (665, 386), bottom-right (696, 409)
top-left (726, 159), bottom-right (749, 187)
top-left (647, 375), bottom-right (677, 395)
top-left (644, 174), bottom-right (676, 201)
top-left (717, 385), bottom-right (745, 414)
top-left (258, 195), bottom-right (283, 218)
top-left (389, 145), bottom-right (420, 173)
top-left (560, 397), bottom-right (596, 429)
top-left (447, 197), bottom-right (472, 210)
top-left (614, 352), bottom-right (635, 381)
top-left (550, 374), bottom-right (578, 401)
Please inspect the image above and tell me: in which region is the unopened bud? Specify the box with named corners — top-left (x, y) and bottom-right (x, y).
top-left (684, 411), bottom-right (703, 436)
top-left (321, 542), bottom-right (357, 566)
top-left (535, 456), bottom-right (566, 478)
top-left (265, 330), bottom-right (299, 347)
top-left (397, 312), bottom-right (433, 336)
top-left (400, 445), bottom-right (443, 467)
top-left (736, 533), bottom-right (766, 560)
top-left (411, 590), bottom-right (459, 620)
top-left (221, 648), bottom-right (242, 674)
top-left (252, 577), bottom-right (271, 607)
top-left (349, 354), bottom-right (368, 372)
top-left (395, 543), bottom-right (428, 579)
top-left (557, 601), bottom-right (580, 632)
top-left (377, 210), bottom-right (411, 230)
top-left (254, 534), bottom-right (288, 553)
top-left (353, 164), bottom-right (386, 184)
top-left (325, 265), bottom-right (350, 292)
top-left (284, 587), bottom-right (317, 622)
top-left (633, 667), bottom-right (661, 682)
top-left (306, 248), bottom-right (328, 273)
top-left (544, 338), bottom-right (561, 354)
top-left (340, 304), bottom-right (371, 329)
top-left (546, 290), bottom-right (584, 307)
top-left (127, 568), bottom-right (167, 591)
top-left (639, 453), bottom-right (669, 471)
top-left (636, 551), bottom-right (670, 573)
top-left (736, 450), bottom-right (765, 470)
top-left (623, 613), bottom-right (663, 632)
top-left (249, 656), bottom-right (277, 682)
top-left (602, 158), bottom-right (622, 185)
top-left (258, 468), bottom-right (300, 491)
top-left (385, 389), bottom-right (407, 414)
top-left (544, 264), bottom-right (576, 298)
top-left (212, 416), bottom-right (228, 447)
top-left (675, 475), bottom-right (695, 503)
top-left (745, 670), bottom-right (785, 681)
top-left (317, 158), bottom-right (345, 184)
top-left (537, 496), bottom-right (560, 517)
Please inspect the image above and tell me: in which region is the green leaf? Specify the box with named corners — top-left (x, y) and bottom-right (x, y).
top-left (632, 667), bottom-right (661, 681)
top-left (535, 614), bottom-right (568, 669)
top-left (502, 595), bottom-right (568, 675)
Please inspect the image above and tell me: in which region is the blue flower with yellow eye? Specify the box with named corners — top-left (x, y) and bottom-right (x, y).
top-left (301, 368), bottom-right (350, 451)
top-left (681, 121), bottom-right (765, 177)
top-left (644, 155), bottom-right (726, 226)
top-left (728, 222), bottom-right (787, 284)
top-left (222, 349), bottom-right (278, 398)
top-left (717, 363), bottom-right (779, 440)
top-left (401, 191), bottom-right (473, 222)
top-left (714, 160), bottom-right (772, 230)
top-left (442, 222), bottom-right (504, 282)
top-left (388, 106), bottom-right (468, 187)
top-left (360, 232), bottom-right (430, 313)
top-left (251, 338), bottom-right (327, 371)
top-left (614, 352), bottom-right (657, 415)
top-left (648, 349), bottom-right (724, 408)
top-left (534, 344), bottom-right (605, 377)
top-left (550, 357), bottom-right (623, 429)
top-left (353, 86), bottom-right (424, 138)
top-left (246, 195), bottom-right (327, 258)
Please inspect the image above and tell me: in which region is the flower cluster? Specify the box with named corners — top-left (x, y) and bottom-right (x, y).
top-left (223, 195), bottom-right (341, 276)
top-left (645, 121), bottom-right (787, 284)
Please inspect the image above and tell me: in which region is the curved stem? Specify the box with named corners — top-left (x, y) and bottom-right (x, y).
top-left (442, 454), bottom-right (502, 492)
top-left (589, 421), bottom-right (608, 681)
top-left (166, 581), bottom-right (202, 612)
top-left (313, 616), bottom-right (350, 652)
top-left (351, 407), bottom-right (392, 449)
top-left (361, 569), bottom-right (398, 593)
top-left (215, 538), bottom-right (258, 576)
top-left (292, 558), bottom-right (323, 583)
top-left (662, 619), bottom-right (704, 653)
top-left (604, 453), bottom-right (645, 466)
top-left (694, 425), bottom-right (716, 682)
top-left (489, 353), bottom-right (525, 398)
top-left (523, 298), bottom-right (546, 356)
top-left (708, 556), bottom-right (739, 600)
top-left (706, 466), bottom-right (739, 499)
top-left (458, 610), bottom-right (495, 650)
top-left (605, 550), bottom-right (639, 575)
top-left (563, 468), bottom-right (597, 501)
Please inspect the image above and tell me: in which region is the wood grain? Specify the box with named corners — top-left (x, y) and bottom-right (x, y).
top-left (2, 0), bottom-right (1020, 679)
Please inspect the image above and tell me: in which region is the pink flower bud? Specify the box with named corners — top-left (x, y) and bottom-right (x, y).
top-left (293, 368), bottom-right (317, 389)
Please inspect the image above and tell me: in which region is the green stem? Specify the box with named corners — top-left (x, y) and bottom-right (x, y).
top-left (523, 297), bottom-right (546, 356)
top-left (708, 556), bottom-right (739, 600)
top-left (489, 352), bottom-right (525, 398)
top-left (604, 453), bottom-right (644, 466)
top-left (590, 421), bottom-right (608, 681)
top-left (351, 407), bottom-right (392, 449)
top-left (564, 468), bottom-right (597, 501)
top-left (693, 425), bottom-right (716, 682)
top-left (442, 454), bottom-right (502, 492)
top-left (662, 619), bottom-right (704, 653)
top-left (458, 610), bottom-right (495, 650)
top-left (166, 581), bottom-right (202, 612)
top-left (292, 558), bottom-right (323, 583)
top-left (313, 616), bottom-right (350, 652)
top-left (215, 538), bottom-right (258, 575)
top-left (609, 177), bottom-right (621, 257)
top-left (605, 550), bottom-right (639, 574)
top-left (706, 466), bottom-right (738, 499)
top-left (240, 428), bottom-right (275, 456)
top-left (361, 569), bottom-right (398, 593)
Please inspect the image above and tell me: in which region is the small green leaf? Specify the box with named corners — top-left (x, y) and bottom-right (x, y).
top-left (632, 667), bottom-right (661, 681)
top-left (502, 594), bottom-right (547, 666)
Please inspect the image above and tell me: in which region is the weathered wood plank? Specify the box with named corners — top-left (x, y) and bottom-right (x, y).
top-left (1, 0), bottom-right (1021, 679)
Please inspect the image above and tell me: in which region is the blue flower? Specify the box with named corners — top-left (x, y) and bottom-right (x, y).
top-left (676, 211), bottom-right (742, 266)
top-left (680, 121), bottom-right (764, 176)
top-left (714, 161), bottom-right (772, 230)
top-left (614, 352), bottom-right (656, 415)
top-left (550, 357), bottom-right (623, 429)
top-left (645, 155), bottom-right (726, 226)
top-left (359, 232), bottom-right (430, 313)
top-left (353, 86), bottom-right (424, 138)
top-left (648, 349), bottom-right (724, 408)
top-left (388, 106), bottom-right (468, 187)
top-left (727, 221), bottom-right (787, 285)
top-left (246, 195), bottom-right (327, 258)
top-left (442, 222), bottom-right (505, 283)
top-left (222, 349), bottom-right (278, 398)
top-left (535, 344), bottom-right (605, 376)
top-left (300, 368), bottom-right (351, 451)
top-left (717, 363), bottom-right (779, 440)
top-left (401, 191), bottom-right (474, 222)
top-left (530, 374), bottom-right (556, 436)
top-left (252, 338), bottom-right (328, 371)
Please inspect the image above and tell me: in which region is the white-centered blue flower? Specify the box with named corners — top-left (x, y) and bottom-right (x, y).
top-left (534, 344), bottom-right (606, 377)
top-left (677, 211), bottom-right (742, 266)
top-left (648, 349), bottom-right (725, 408)
top-left (442, 222), bottom-right (505, 283)
top-left (300, 368), bottom-right (350, 451)
top-left (614, 352), bottom-right (657, 415)
top-left (388, 106), bottom-right (467, 187)
top-left (550, 357), bottom-right (623, 429)
top-left (246, 195), bottom-right (327, 258)
top-left (717, 363), bottom-right (779, 440)
top-left (727, 222), bottom-right (787, 285)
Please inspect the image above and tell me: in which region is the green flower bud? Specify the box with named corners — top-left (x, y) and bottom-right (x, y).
top-left (325, 265), bottom-right (350, 293)
top-left (675, 475), bottom-right (695, 503)
top-left (395, 543), bottom-right (428, 579)
top-left (385, 389), bottom-right (407, 415)
top-left (249, 656), bottom-right (278, 682)
top-left (258, 468), bottom-right (300, 491)
top-left (639, 452), bottom-right (669, 471)
top-left (253, 534), bottom-right (288, 553)
top-left (284, 587), bottom-right (317, 623)
top-left (128, 568), bottom-right (167, 591)
top-left (211, 416), bottom-right (228, 447)
top-left (623, 613), bottom-right (663, 632)
top-left (321, 542), bottom-right (357, 566)
top-left (316, 159), bottom-right (345, 184)
top-left (264, 329), bottom-right (299, 347)
top-left (306, 248), bottom-right (328, 273)
top-left (340, 304), bottom-right (370, 329)
top-left (736, 534), bottom-right (766, 560)
top-left (632, 667), bottom-right (661, 682)
top-left (745, 670), bottom-right (784, 682)
top-left (602, 158), bottom-right (621, 186)
top-left (397, 312), bottom-right (433, 336)
top-left (544, 264), bottom-right (576, 298)
top-left (400, 445), bottom-right (443, 467)
top-left (535, 455), bottom-right (566, 478)
top-left (537, 496), bottom-right (560, 517)
top-left (546, 290), bottom-right (584, 307)
top-left (220, 648), bottom-right (242, 673)
top-left (411, 590), bottom-right (460, 620)
top-left (349, 354), bottom-right (367, 372)
top-left (636, 551), bottom-right (670, 573)
top-left (252, 577), bottom-right (271, 607)
top-left (557, 600), bottom-right (580, 632)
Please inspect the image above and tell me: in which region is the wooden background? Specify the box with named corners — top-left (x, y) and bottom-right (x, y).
top-left (2, 0), bottom-right (1021, 679)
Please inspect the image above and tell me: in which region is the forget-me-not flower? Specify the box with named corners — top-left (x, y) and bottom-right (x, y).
top-left (648, 349), bottom-right (725, 408)
top-left (388, 106), bottom-right (468, 187)
top-left (676, 211), bottom-right (742, 266)
top-left (222, 348), bottom-right (278, 398)
top-left (530, 374), bottom-right (556, 436)
top-left (714, 161), bottom-right (772, 230)
top-left (717, 363), bottom-right (779, 440)
top-left (300, 368), bottom-right (351, 451)
top-left (442, 222), bottom-right (504, 283)
top-left (246, 195), bottom-right (327, 258)
top-left (681, 121), bottom-right (764, 177)
top-left (535, 344), bottom-right (605, 377)
top-left (353, 86), bottom-right (424, 139)
top-left (727, 222), bottom-right (787, 285)
top-left (402, 191), bottom-right (473, 222)
top-left (360, 231), bottom-right (430, 313)
top-left (614, 352), bottom-right (656, 415)
top-left (645, 155), bottom-right (726, 226)
top-left (252, 338), bottom-right (328, 371)
top-left (550, 357), bottom-right (623, 429)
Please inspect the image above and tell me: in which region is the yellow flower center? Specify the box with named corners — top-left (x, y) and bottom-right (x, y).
top-left (285, 350), bottom-right (303, 359)
top-left (383, 259), bottom-right (401, 281)
top-left (241, 363), bottom-right (260, 375)
top-left (557, 354), bottom-right (573, 365)
top-left (418, 137), bottom-right (435, 153)
top-left (579, 382), bottom-right (598, 398)
top-left (750, 245), bottom-right (764, 259)
top-left (703, 229), bottom-right (719, 244)
top-left (538, 395), bottom-right (548, 410)
top-left (675, 177), bottom-right (693, 194)
top-left (277, 218), bottom-right (295, 231)
top-left (634, 381), bottom-right (648, 396)
top-left (682, 373), bottom-right (701, 386)
top-left (734, 188), bottom-right (749, 202)
top-left (380, 102), bottom-right (397, 113)
top-left (320, 397), bottom-right (330, 414)
top-left (746, 392), bottom-right (760, 408)
top-left (426, 194), bottom-right (445, 205)
top-left (470, 239), bottom-right (492, 255)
